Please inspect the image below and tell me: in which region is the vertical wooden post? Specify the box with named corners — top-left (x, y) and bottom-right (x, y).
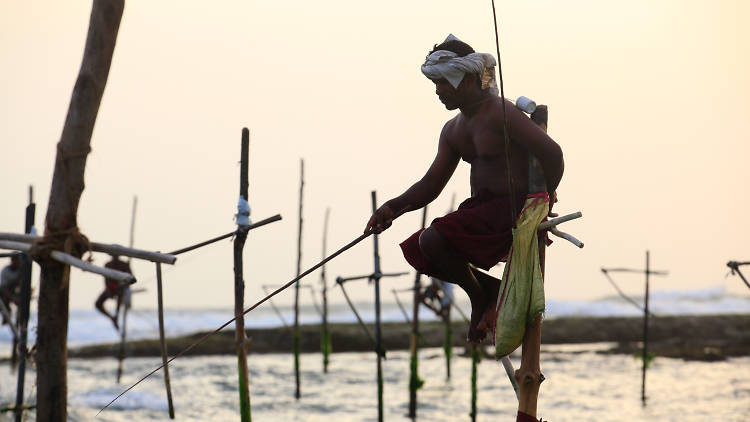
top-left (371, 191), bottom-right (384, 422)
top-left (116, 300), bottom-right (129, 383)
top-left (443, 310), bottom-right (452, 380)
top-left (155, 260), bottom-right (175, 418)
top-left (320, 207), bottom-right (331, 373)
top-left (234, 128), bottom-right (252, 421)
top-left (470, 344), bottom-right (480, 422)
top-left (408, 206), bottom-right (428, 419)
top-left (515, 105), bottom-right (549, 418)
top-left (14, 186), bottom-right (35, 422)
top-left (642, 250), bottom-right (650, 405)
top-left (117, 195), bottom-right (137, 383)
top-left (37, 2), bottom-right (123, 420)
top-left (294, 159), bottom-right (304, 399)
top-left (444, 196), bottom-right (455, 381)
top-left (129, 196), bottom-right (137, 251)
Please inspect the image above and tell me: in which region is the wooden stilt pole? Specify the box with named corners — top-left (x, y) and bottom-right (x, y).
top-left (117, 195), bottom-right (137, 383)
top-left (234, 128), bottom-right (252, 421)
top-left (600, 259), bottom-right (666, 407)
top-left (371, 191), bottom-right (385, 422)
top-left (14, 187), bottom-right (35, 422)
top-left (470, 344), bottom-right (481, 422)
top-left (515, 105), bottom-right (549, 418)
top-left (408, 206), bottom-right (427, 420)
top-left (320, 208), bottom-right (331, 373)
top-left (116, 296), bottom-right (129, 383)
top-left (37, 3), bottom-right (123, 420)
top-left (294, 159), bottom-right (304, 400)
top-left (642, 250), bottom-right (650, 405)
top-left (155, 260), bottom-right (175, 418)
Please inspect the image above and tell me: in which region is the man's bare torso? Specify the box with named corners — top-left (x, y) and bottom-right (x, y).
top-left (443, 97), bottom-right (529, 197)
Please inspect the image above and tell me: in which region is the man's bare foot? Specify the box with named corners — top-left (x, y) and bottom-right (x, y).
top-left (467, 298), bottom-right (488, 343)
top-left (111, 315), bottom-right (119, 330)
top-left (473, 269), bottom-right (501, 335)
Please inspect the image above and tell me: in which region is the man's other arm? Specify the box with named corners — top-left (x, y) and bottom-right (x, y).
top-left (501, 100), bottom-right (564, 194)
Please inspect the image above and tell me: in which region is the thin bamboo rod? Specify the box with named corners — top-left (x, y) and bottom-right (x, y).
top-left (371, 191), bottom-right (384, 422)
top-left (155, 261), bottom-right (175, 418)
top-left (642, 251), bottom-right (650, 405)
top-left (167, 215), bottom-right (281, 256)
top-left (294, 158), bottom-right (304, 400)
top-left (116, 294), bottom-right (129, 383)
top-left (100, 230), bottom-right (373, 415)
top-left (14, 192), bottom-right (34, 422)
top-left (261, 285), bottom-right (291, 329)
top-left (0, 240), bottom-right (135, 283)
top-left (321, 207), bottom-right (331, 373)
top-left (336, 281), bottom-right (385, 357)
top-left (537, 211), bottom-right (582, 230)
top-left (391, 290), bottom-right (411, 324)
top-left (234, 127), bottom-right (252, 422)
top-left (408, 206), bottom-right (427, 419)
top-left (0, 232), bottom-right (176, 265)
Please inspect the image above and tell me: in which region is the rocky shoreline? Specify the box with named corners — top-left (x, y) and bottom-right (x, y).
top-left (67, 314), bottom-right (750, 362)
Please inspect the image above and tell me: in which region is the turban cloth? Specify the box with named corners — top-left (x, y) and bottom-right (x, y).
top-left (421, 35), bottom-right (498, 95)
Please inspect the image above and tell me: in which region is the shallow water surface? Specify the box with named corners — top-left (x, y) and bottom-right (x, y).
top-left (1, 346), bottom-right (748, 421)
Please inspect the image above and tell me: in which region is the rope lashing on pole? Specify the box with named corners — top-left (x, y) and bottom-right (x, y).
top-left (98, 230), bottom-right (374, 415)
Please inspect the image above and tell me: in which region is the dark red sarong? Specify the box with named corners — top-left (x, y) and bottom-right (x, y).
top-left (399, 190), bottom-right (525, 276)
top-left (516, 411), bottom-right (544, 422)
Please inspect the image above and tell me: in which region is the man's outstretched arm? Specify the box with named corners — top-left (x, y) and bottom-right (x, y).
top-left (365, 124), bottom-right (460, 233)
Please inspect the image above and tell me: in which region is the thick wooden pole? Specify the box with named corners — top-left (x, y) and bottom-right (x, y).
top-left (37, 2), bottom-right (123, 420)
top-left (294, 159), bottom-right (304, 399)
top-left (408, 206), bottom-right (428, 419)
top-left (14, 188), bottom-right (35, 422)
top-left (320, 207), bottom-right (331, 373)
top-left (155, 261), bottom-right (175, 418)
top-left (234, 128), bottom-right (252, 421)
top-left (642, 250), bottom-right (650, 405)
top-left (371, 191), bottom-right (384, 422)
top-left (516, 105), bottom-right (549, 418)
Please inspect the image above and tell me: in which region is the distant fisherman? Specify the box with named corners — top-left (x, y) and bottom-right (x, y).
top-left (364, 34), bottom-right (563, 343)
top-left (95, 254), bottom-right (132, 329)
top-left (0, 254), bottom-right (22, 325)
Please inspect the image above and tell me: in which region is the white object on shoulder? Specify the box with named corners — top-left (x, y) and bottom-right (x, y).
top-left (515, 96), bottom-right (537, 114)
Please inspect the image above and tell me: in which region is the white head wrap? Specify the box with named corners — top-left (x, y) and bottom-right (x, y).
top-left (421, 34), bottom-right (498, 95)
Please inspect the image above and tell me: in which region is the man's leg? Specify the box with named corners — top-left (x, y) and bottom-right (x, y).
top-left (95, 291), bottom-right (119, 329)
top-left (419, 227), bottom-right (497, 341)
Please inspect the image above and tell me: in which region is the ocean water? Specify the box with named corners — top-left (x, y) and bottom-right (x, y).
top-left (1, 285), bottom-right (748, 348)
top-left (1, 286), bottom-right (749, 421)
top-left (1, 346), bottom-right (749, 421)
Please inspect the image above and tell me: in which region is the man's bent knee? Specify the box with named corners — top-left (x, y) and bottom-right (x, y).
top-left (418, 227), bottom-right (445, 262)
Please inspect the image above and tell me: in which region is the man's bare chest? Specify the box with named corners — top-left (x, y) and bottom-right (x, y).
top-left (450, 123), bottom-right (505, 163)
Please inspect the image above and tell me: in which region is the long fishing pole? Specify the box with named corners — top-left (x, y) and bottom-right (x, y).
top-left (98, 230), bottom-right (374, 415)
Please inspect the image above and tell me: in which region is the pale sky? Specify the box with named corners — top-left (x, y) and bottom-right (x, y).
top-left (1, 1), bottom-right (748, 312)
